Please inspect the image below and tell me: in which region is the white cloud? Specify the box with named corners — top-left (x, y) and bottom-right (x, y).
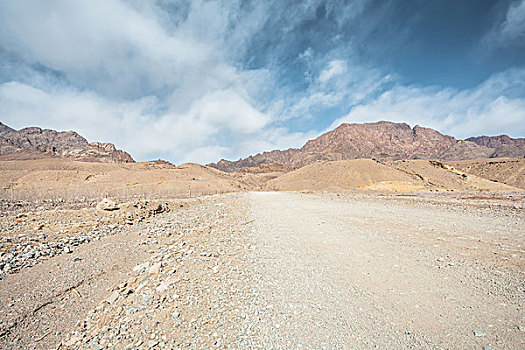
top-left (483, 0), bottom-right (525, 47)
top-left (0, 0), bottom-right (284, 164)
top-left (500, 0), bottom-right (525, 41)
top-left (0, 81), bottom-right (278, 164)
top-left (0, 0), bottom-right (524, 167)
top-left (0, 0), bottom-right (216, 98)
top-left (330, 68), bottom-right (525, 139)
top-left (318, 60), bottom-right (347, 84)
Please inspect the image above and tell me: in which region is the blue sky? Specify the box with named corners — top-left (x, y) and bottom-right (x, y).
top-left (0, 0), bottom-right (524, 164)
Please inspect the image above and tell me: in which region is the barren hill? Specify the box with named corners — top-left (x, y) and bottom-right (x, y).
top-left (432, 140), bottom-right (494, 161)
top-left (448, 158), bottom-right (525, 189)
top-left (0, 122), bottom-right (15, 137)
top-left (0, 122), bottom-right (134, 163)
top-left (0, 158), bottom-right (245, 200)
top-left (267, 159), bottom-right (520, 192)
top-left (266, 159), bottom-right (426, 191)
top-left (211, 121), bottom-right (457, 172)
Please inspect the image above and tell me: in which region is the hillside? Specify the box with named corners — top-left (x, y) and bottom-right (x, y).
top-left (210, 122), bottom-right (525, 173)
top-left (466, 135), bottom-right (525, 158)
top-left (0, 122), bottom-right (134, 163)
top-left (432, 140), bottom-right (494, 161)
top-left (0, 158), bottom-right (245, 200)
top-left (212, 121), bottom-right (456, 172)
top-left (266, 159), bottom-right (426, 191)
top-left (448, 158), bottom-right (525, 189)
top-left (267, 159), bottom-right (520, 192)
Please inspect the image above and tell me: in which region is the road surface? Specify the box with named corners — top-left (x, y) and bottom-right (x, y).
top-left (246, 192), bottom-right (524, 349)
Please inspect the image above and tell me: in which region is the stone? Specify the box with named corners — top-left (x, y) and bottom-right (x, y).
top-left (473, 330), bottom-right (486, 337)
top-left (96, 198), bottom-right (119, 211)
top-left (105, 291), bottom-right (120, 304)
top-left (148, 262), bottom-right (162, 275)
top-left (64, 336), bottom-right (82, 347)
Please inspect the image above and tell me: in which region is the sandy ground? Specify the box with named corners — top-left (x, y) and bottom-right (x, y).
top-left (0, 191), bottom-right (523, 349)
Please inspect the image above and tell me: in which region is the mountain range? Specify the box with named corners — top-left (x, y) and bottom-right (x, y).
top-left (209, 121), bottom-right (525, 172)
top-left (0, 122), bottom-right (133, 163)
top-left (1, 120), bottom-right (524, 169)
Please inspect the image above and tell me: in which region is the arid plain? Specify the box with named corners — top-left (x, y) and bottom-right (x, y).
top-left (1, 121), bottom-right (524, 349)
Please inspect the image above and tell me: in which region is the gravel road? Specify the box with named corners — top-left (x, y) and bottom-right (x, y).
top-left (1, 191), bottom-right (523, 349)
top-left (246, 192), bottom-right (524, 349)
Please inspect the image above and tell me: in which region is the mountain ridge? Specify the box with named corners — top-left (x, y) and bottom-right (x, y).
top-left (0, 122), bottom-right (134, 163)
top-left (209, 121), bottom-right (525, 172)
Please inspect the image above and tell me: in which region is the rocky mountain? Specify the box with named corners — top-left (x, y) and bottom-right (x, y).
top-left (0, 122), bottom-right (15, 137)
top-left (210, 121), bottom-right (525, 173)
top-left (432, 140), bottom-right (494, 162)
top-left (0, 122), bottom-right (134, 163)
top-left (466, 135), bottom-right (525, 158)
top-left (211, 121), bottom-right (457, 172)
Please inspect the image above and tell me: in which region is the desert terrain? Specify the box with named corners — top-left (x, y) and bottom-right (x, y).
top-left (0, 190), bottom-right (523, 349)
top-left (1, 121), bottom-right (524, 349)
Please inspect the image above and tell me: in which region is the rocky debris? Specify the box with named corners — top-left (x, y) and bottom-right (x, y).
top-left (0, 199), bottom-right (182, 277)
top-left (61, 194), bottom-right (257, 349)
top-left (0, 224), bottom-right (122, 275)
top-left (0, 122), bottom-right (134, 163)
top-left (96, 198), bottom-right (119, 211)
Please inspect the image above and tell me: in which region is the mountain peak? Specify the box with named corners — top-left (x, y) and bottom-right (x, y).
top-left (209, 121), bottom-right (525, 173)
top-left (0, 122), bottom-right (134, 163)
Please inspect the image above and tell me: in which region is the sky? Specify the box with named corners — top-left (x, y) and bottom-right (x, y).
top-left (0, 0), bottom-right (524, 164)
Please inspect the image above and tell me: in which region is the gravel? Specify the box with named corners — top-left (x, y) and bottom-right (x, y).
top-left (1, 191), bottom-right (523, 349)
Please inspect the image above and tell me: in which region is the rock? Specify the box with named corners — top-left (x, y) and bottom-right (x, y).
top-left (105, 290), bottom-right (120, 304)
top-left (96, 198), bottom-right (119, 211)
top-left (473, 330), bottom-right (486, 337)
top-left (148, 262), bottom-right (162, 275)
top-left (148, 340), bottom-right (159, 348)
top-left (209, 121), bottom-right (457, 172)
top-left (156, 278), bottom-right (176, 293)
top-left (64, 336), bottom-right (82, 347)
top-left (64, 247), bottom-right (72, 254)
top-left (133, 262), bottom-right (149, 273)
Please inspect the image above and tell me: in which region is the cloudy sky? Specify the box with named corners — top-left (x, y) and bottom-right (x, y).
top-left (1, 0), bottom-right (524, 164)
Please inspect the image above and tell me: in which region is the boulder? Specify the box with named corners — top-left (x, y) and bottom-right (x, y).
top-left (96, 198), bottom-right (119, 211)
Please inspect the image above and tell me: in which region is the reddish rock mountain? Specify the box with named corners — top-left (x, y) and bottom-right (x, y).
top-left (210, 121), bottom-right (525, 172)
top-left (466, 135), bottom-right (525, 158)
top-left (0, 122), bottom-right (134, 163)
top-left (0, 122), bottom-right (15, 137)
top-left (432, 140), bottom-right (494, 162)
top-left (210, 121), bottom-right (457, 172)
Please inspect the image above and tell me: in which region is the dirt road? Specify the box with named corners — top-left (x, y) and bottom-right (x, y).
top-left (1, 191), bottom-right (523, 349)
top-left (246, 192), bottom-right (524, 349)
